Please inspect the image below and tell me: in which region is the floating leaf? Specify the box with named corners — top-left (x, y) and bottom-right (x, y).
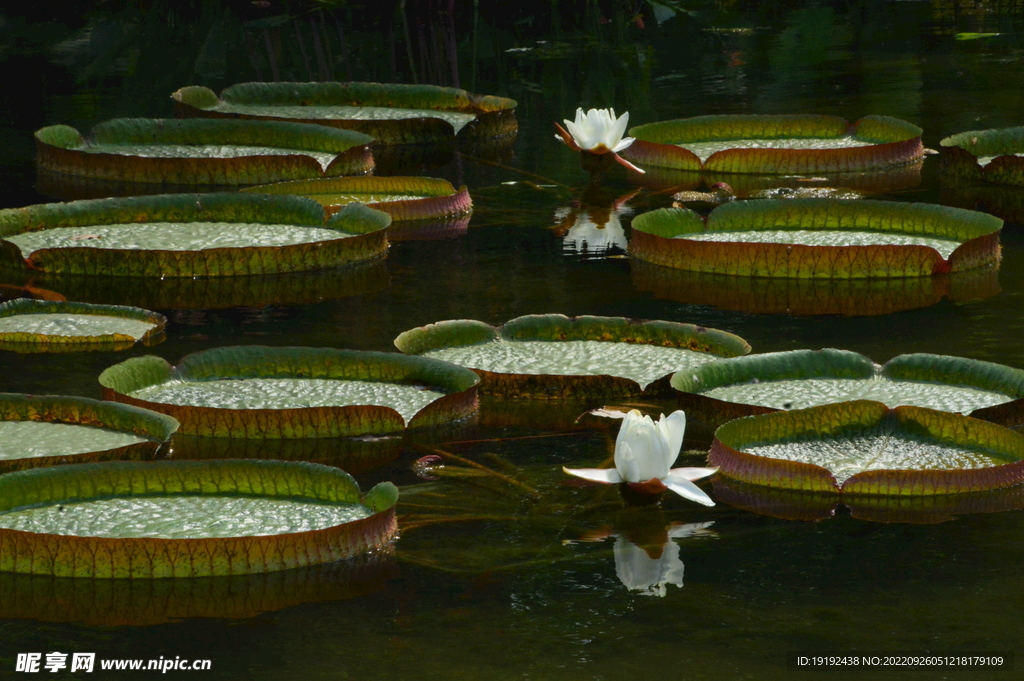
top-left (709, 401), bottom-right (1024, 495)
top-left (172, 82), bottom-right (518, 144)
top-left (940, 127), bottom-right (1024, 186)
top-left (394, 314), bottom-right (750, 399)
top-left (0, 393), bottom-right (177, 474)
top-left (99, 346), bottom-right (480, 438)
top-left (631, 258), bottom-right (1000, 316)
top-left (0, 299), bottom-right (166, 352)
top-left (630, 199), bottom-right (1002, 278)
top-left (621, 114), bottom-right (923, 173)
top-left (0, 551), bottom-right (396, 625)
top-left (673, 349), bottom-right (1024, 430)
top-left (0, 193), bottom-right (390, 277)
top-left (35, 118), bottom-right (374, 185)
top-left (0, 459), bottom-right (398, 577)
top-left (243, 176), bottom-right (471, 220)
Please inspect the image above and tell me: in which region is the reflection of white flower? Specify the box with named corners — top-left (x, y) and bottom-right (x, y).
top-left (555, 108), bottom-right (644, 173)
top-left (560, 205), bottom-right (631, 255)
top-left (614, 522), bottom-right (713, 597)
top-left (563, 409), bottom-right (717, 506)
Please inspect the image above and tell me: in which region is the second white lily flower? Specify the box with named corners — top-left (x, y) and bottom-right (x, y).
top-left (563, 409), bottom-right (717, 506)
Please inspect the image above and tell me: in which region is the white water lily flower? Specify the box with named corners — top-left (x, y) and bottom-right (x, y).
top-left (555, 108), bottom-right (645, 173)
top-left (563, 409), bottom-right (717, 505)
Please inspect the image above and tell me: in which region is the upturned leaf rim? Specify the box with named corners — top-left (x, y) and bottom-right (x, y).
top-left (99, 345), bottom-right (480, 438)
top-left (0, 459), bottom-right (398, 578)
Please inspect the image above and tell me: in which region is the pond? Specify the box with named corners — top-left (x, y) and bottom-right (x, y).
top-left (1, 2), bottom-right (1023, 678)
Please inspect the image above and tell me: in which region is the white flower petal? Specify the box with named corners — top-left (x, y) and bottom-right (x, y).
top-left (655, 410), bottom-right (687, 469)
top-left (608, 111), bottom-right (629, 149)
top-left (663, 471), bottom-right (716, 506)
top-left (615, 440), bottom-right (642, 483)
top-left (562, 466), bottom-right (623, 484)
top-left (611, 136), bottom-right (635, 153)
top-left (667, 466), bottom-right (719, 482)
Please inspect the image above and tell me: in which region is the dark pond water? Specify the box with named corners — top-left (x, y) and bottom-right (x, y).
top-left (2, 2), bottom-right (1024, 679)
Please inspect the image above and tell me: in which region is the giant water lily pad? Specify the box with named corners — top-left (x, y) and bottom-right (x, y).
top-left (630, 259), bottom-right (1001, 317)
top-left (0, 393), bottom-right (177, 474)
top-left (630, 199), bottom-right (1002, 278)
top-left (620, 114), bottom-right (923, 173)
top-left (35, 118), bottom-right (374, 185)
top-left (0, 459), bottom-right (398, 577)
top-left (394, 314), bottom-right (751, 399)
top-left (709, 400), bottom-right (1024, 495)
top-left (0, 299), bottom-right (166, 352)
top-left (173, 82), bottom-right (518, 144)
top-left (672, 349), bottom-right (1024, 429)
top-left (242, 176), bottom-right (471, 220)
top-left (99, 346), bottom-right (479, 438)
top-left (940, 127), bottom-right (1024, 186)
top-left (0, 193), bottom-right (390, 277)
top-left (0, 551), bottom-right (396, 625)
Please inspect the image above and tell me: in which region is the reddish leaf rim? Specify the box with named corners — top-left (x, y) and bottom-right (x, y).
top-left (0, 392), bottom-right (178, 475)
top-left (671, 348), bottom-right (1024, 430)
top-left (0, 459), bottom-right (399, 578)
top-left (99, 346), bottom-right (480, 438)
top-left (393, 314), bottom-right (752, 399)
top-left (940, 126), bottom-right (1024, 187)
top-left (629, 199), bottom-right (1003, 279)
top-left (709, 400), bottom-right (1024, 496)
top-left (172, 83), bottom-right (519, 143)
top-left (34, 119), bottom-right (375, 184)
top-left (621, 114), bottom-right (924, 173)
top-left (0, 299), bottom-right (167, 352)
top-left (241, 176), bottom-right (473, 220)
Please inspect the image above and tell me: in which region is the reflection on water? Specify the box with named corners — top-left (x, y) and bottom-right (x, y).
top-left (4, 1), bottom-right (1024, 678)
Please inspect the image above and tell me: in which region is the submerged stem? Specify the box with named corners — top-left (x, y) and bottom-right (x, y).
top-left (414, 444), bottom-right (541, 498)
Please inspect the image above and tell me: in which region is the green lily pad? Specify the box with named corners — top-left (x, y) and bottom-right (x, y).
top-left (35, 118), bottom-right (374, 185)
top-left (0, 193), bottom-right (390, 277)
top-left (673, 349), bottom-right (1024, 430)
top-left (0, 393), bottom-right (177, 474)
top-left (242, 176), bottom-right (472, 220)
top-left (0, 459), bottom-right (398, 577)
top-left (0, 299), bottom-right (166, 352)
top-left (394, 314), bottom-right (751, 399)
top-left (940, 127), bottom-right (1024, 186)
top-left (0, 259), bottom-right (389, 310)
top-left (99, 346), bottom-right (480, 438)
top-left (172, 82), bottom-right (518, 144)
top-left (630, 199), bottom-right (1002, 279)
top-left (631, 258), bottom-right (1001, 317)
top-left (709, 400), bottom-right (1024, 495)
top-left (621, 114), bottom-right (923, 173)
top-left (0, 552), bottom-right (396, 625)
